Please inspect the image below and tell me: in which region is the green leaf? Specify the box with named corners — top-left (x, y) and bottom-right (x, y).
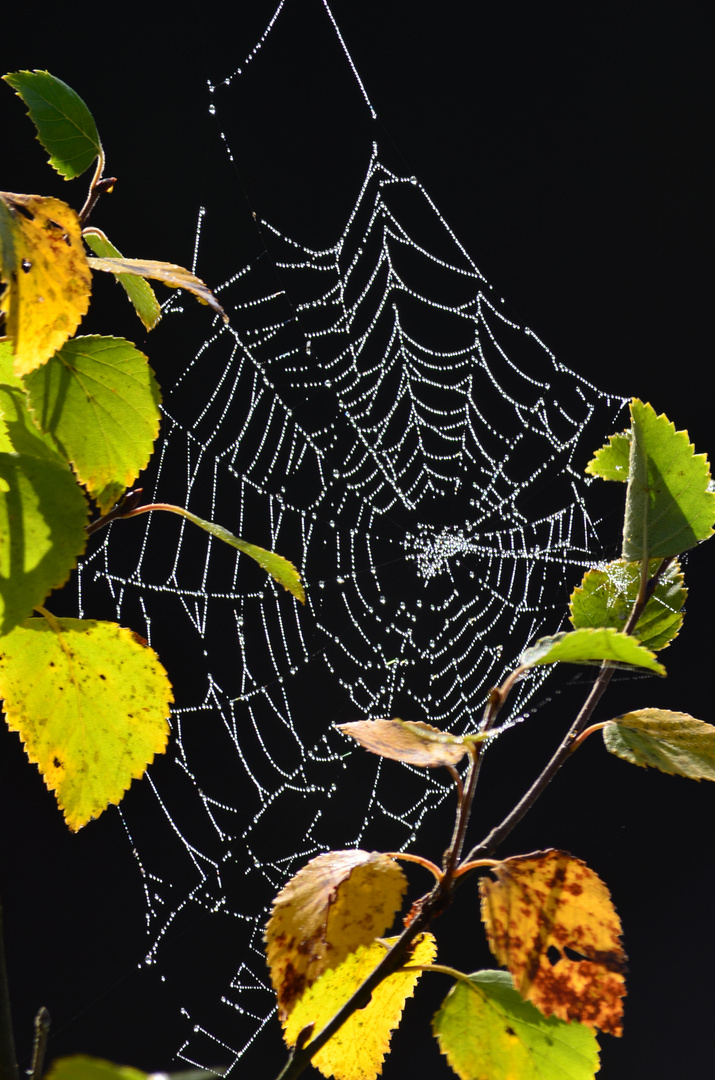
top-left (24, 335), bottom-right (161, 513)
top-left (623, 399), bottom-right (715, 560)
top-left (519, 627), bottom-right (665, 675)
top-left (585, 429), bottom-right (631, 482)
top-left (83, 229), bottom-right (162, 330)
top-left (569, 558), bottom-right (686, 651)
top-left (86, 255), bottom-right (227, 323)
top-left (0, 615), bottom-right (172, 830)
top-left (0, 450), bottom-right (88, 634)
top-left (3, 71), bottom-right (101, 180)
top-left (603, 709), bottom-right (715, 781)
top-left (432, 970), bottom-right (600, 1080)
top-left (151, 504), bottom-right (305, 603)
top-left (45, 1055), bottom-right (147, 1080)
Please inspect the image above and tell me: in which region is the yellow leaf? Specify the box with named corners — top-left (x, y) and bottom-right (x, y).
top-left (284, 933), bottom-right (437, 1080)
top-left (0, 193), bottom-right (91, 375)
top-left (265, 851), bottom-right (407, 1020)
top-left (479, 849), bottom-right (627, 1035)
top-left (0, 616), bottom-right (172, 830)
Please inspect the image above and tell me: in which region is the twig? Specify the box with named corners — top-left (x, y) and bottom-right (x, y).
top-left (0, 903), bottom-right (18, 1080)
top-left (28, 1008), bottom-right (50, 1080)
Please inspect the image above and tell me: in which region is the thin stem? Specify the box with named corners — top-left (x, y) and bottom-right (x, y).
top-left (385, 853), bottom-right (443, 882)
top-left (569, 721), bottom-right (609, 753)
top-left (28, 1009), bottom-right (50, 1080)
top-left (78, 147), bottom-right (116, 226)
top-left (85, 489), bottom-right (144, 537)
top-left (462, 553), bottom-right (666, 865)
top-left (0, 903), bottom-right (18, 1080)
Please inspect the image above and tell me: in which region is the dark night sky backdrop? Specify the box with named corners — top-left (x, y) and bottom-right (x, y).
top-left (1, 3), bottom-right (713, 1078)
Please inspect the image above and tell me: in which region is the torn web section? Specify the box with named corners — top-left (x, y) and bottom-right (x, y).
top-left (76, 11), bottom-right (627, 1078)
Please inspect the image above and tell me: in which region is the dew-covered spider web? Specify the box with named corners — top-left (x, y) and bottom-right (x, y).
top-left (76, 2), bottom-right (626, 1072)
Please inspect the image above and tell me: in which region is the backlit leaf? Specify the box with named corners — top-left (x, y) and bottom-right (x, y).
top-left (86, 255), bottom-right (227, 323)
top-left (480, 849), bottom-right (627, 1035)
top-left (623, 399), bottom-right (715, 560)
top-left (3, 71), bottom-right (101, 179)
top-left (46, 1058), bottom-right (146, 1080)
top-left (150, 504), bottom-right (305, 603)
top-left (519, 627), bottom-right (665, 675)
top-left (603, 709), bottom-right (715, 781)
top-left (265, 851), bottom-right (407, 1020)
top-left (0, 339), bottom-right (64, 461)
top-left (0, 616), bottom-right (172, 830)
top-left (569, 558), bottom-right (686, 651)
top-left (0, 192), bottom-right (91, 374)
top-left (337, 718), bottom-right (472, 767)
top-left (284, 933), bottom-right (436, 1080)
top-left (0, 401), bottom-right (88, 632)
top-left (585, 429), bottom-right (631, 482)
top-left (83, 229), bottom-right (161, 330)
top-left (433, 970), bottom-right (600, 1080)
top-left (24, 335), bottom-right (161, 513)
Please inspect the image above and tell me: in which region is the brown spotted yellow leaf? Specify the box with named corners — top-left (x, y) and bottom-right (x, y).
top-left (0, 193), bottom-right (91, 374)
top-left (479, 849), bottom-right (627, 1035)
top-left (0, 616), bottom-right (172, 830)
top-left (284, 933), bottom-right (436, 1080)
top-left (265, 851), bottom-right (407, 1020)
top-left (338, 718), bottom-right (472, 768)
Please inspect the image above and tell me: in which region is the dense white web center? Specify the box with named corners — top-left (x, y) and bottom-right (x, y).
top-left (77, 5), bottom-right (626, 1071)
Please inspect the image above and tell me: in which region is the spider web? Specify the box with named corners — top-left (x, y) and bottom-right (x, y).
top-left (76, 3), bottom-right (626, 1072)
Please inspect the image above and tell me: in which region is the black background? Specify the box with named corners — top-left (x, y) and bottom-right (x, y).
top-left (1, 3), bottom-right (713, 1078)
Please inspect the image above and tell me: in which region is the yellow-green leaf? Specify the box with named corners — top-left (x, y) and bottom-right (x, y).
top-left (603, 709), bottom-right (715, 780)
top-left (519, 627), bottom-right (665, 676)
top-left (0, 616), bottom-right (172, 830)
top-left (0, 193), bottom-right (91, 374)
top-left (480, 849), bottom-right (627, 1036)
top-left (585, 430), bottom-right (631, 482)
top-left (86, 255), bottom-right (227, 323)
top-left (623, 399), bottom-right (715, 560)
top-left (284, 933), bottom-right (437, 1080)
top-left (569, 558), bottom-right (686, 651)
top-left (45, 1059), bottom-right (147, 1080)
top-left (265, 851), bottom-right (407, 1020)
top-left (433, 970), bottom-right (600, 1080)
top-left (83, 229), bottom-right (161, 330)
top-left (337, 718), bottom-right (473, 768)
top-left (145, 503), bottom-right (304, 603)
top-left (24, 335), bottom-right (161, 513)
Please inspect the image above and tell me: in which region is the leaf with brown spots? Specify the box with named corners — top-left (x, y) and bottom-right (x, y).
top-left (479, 850), bottom-right (627, 1035)
top-left (265, 851), bottom-right (407, 1020)
top-left (0, 193), bottom-right (91, 374)
top-left (337, 719), bottom-right (474, 768)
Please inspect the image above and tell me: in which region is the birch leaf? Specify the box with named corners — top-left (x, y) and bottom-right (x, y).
top-left (569, 558), bottom-right (686, 651)
top-left (3, 71), bottom-right (101, 179)
top-left (46, 1058), bottom-right (146, 1080)
top-left (83, 229), bottom-right (161, 330)
top-left (603, 709), bottom-right (715, 780)
top-left (519, 627), bottom-right (664, 675)
top-left (480, 849), bottom-right (627, 1035)
top-left (0, 193), bottom-right (91, 374)
top-left (0, 617), bottom-right (172, 830)
top-left (433, 970), bottom-right (600, 1080)
top-left (87, 256), bottom-right (227, 322)
top-left (623, 399), bottom-right (715, 560)
top-left (24, 335), bottom-right (161, 513)
top-left (284, 933), bottom-right (436, 1080)
top-left (337, 718), bottom-right (472, 767)
top-left (265, 851), bottom-right (407, 1020)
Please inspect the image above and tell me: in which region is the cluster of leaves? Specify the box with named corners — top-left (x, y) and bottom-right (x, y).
top-left (261, 399), bottom-right (715, 1080)
top-left (0, 71), bottom-right (304, 832)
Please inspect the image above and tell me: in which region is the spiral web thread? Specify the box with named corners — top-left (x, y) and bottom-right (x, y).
top-left (78, 2), bottom-right (626, 1070)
